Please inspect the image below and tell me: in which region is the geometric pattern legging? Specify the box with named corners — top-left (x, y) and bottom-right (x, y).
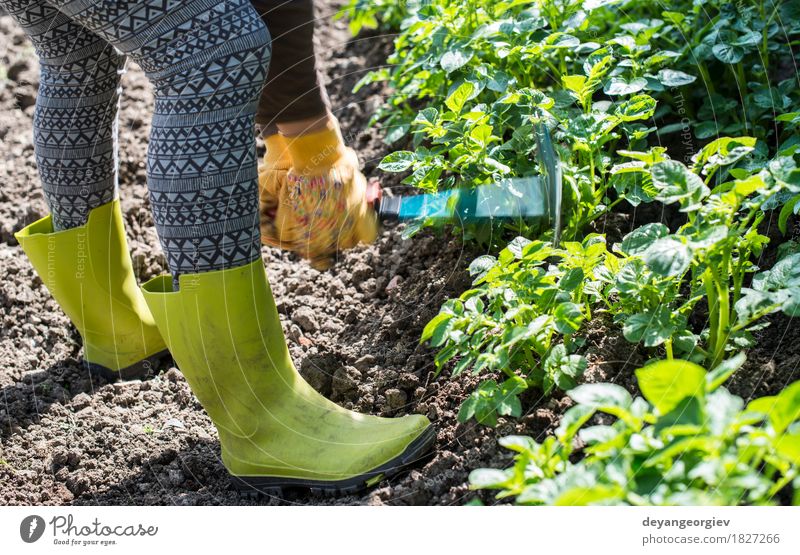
top-left (2, 0), bottom-right (270, 277)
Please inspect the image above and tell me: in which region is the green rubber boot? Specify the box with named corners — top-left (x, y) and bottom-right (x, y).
top-left (141, 259), bottom-right (435, 496)
top-left (15, 200), bottom-right (169, 380)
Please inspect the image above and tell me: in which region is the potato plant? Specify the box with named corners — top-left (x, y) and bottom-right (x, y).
top-left (421, 235), bottom-right (607, 425)
top-left (423, 139), bottom-right (798, 421)
top-left (469, 356), bottom-right (800, 505)
top-left (362, 0), bottom-right (799, 232)
top-left (343, 0), bottom-right (800, 503)
top-left (606, 140), bottom-right (800, 367)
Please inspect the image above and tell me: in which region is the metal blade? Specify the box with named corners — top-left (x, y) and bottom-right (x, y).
top-left (375, 124), bottom-right (562, 244)
top-left (378, 177), bottom-right (548, 222)
top-left (534, 122), bottom-right (563, 245)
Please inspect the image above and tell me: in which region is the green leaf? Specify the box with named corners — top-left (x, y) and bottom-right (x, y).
top-left (545, 345), bottom-right (587, 377)
top-left (441, 49), bottom-right (472, 73)
top-left (656, 69), bottom-right (696, 87)
top-left (706, 388), bottom-right (744, 435)
top-left (569, 383), bottom-right (632, 409)
top-left (579, 425), bottom-right (619, 446)
top-left (654, 396), bottom-right (705, 436)
top-left (734, 289), bottom-right (777, 325)
top-left (554, 302), bottom-right (585, 335)
top-left (604, 76), bottom-right (647, 96)
top-left (451, 355), bottom-right (474, 377)
top-left (733, 31), bottom-right (761, 47)
top-left (555, 404), bottom-right (595, 443)
top-left (421, 313), bottom-right (452, 344)
top-left (464, 295), bottom-right (484, 313)
top-left (650, 160), bottom-right (708, 207)
top-left (507, 236), bottom-right (532, 259)
top-left (497, 394), bottom-right (522, 418)
top-left (445, 82), bottom-right (475, 114)
top-left (615, 94), bottom-right (657, 121)
top-left (688, 224), bottom-right (728, 249)
top-left (697, 136), bottom-right (756, 169)
top-left (712, 43), bottom-right (745, 64)
top-left (554, 485), bottom-right (625, 506)
top-left (458, 390), bottom-right (479, 422)
top-left (775, 434), bottom-right (800, 465)
top-left (706, 352), bottom-right (746, 392)
top-left (413, 107), bottom-right (438, 126)
top-left (748, 254), bottom-right (800, 318)
top-left (615, 258), bottom-right (651, 297)
top-left (546, 32), bottom-right (580, 48)
top-left (623, 308), bottom-right (675, 347)
top-left (747, 381), bottom-right (800, 434)
top-left (487, 71), bottom-right (510, 93)
top-left (378, 151), bottom-right (415, 172)
top-left (468, 255), bottom-right (496, 279)
top-left (469, 468), bottom-right (510, 489)
top-left (636, 359), bottom-right (706, 415)
top-left (643, 237), bottom-right (692, 277)
top-left (778, 195), bottom-right (800, 234)
top-left (753, 253), bottom-right (800, 291)
top-left (430, 317), bottom-right (454, 348)
top-left (562, 74), bottom-right (587, 94)
top-left (559, 267), bottom-right (584, 291)
top-left (498, 435), bottom-right (537, 453)
top-left (620, 223), bottom-right (668, 255)
top-left (469, 124), bottom-right (493, 146)
top-left (672, 329), bottom-right (698, 354)
top-left (383, 123), bottom-right (409, 144)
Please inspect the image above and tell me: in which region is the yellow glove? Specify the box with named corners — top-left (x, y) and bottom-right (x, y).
top-left (258, 119), bottom-right (378, 269)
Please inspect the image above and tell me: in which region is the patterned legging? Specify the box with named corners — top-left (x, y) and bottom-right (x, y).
top-left (3, 0), bottom-right (270, 277)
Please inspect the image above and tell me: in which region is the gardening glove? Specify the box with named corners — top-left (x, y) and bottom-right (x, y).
top-left (258, 119), bottom-right (378, 269)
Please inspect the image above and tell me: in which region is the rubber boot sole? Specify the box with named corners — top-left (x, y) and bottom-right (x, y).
top-left (230, 425), bottom-right (437, 498)
top-left (85, 349), bottom-right (173, 382)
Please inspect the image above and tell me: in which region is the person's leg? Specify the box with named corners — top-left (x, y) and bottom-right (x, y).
top-left (47, 0), bottom-right (271, 281)
top-left (4, 0), bottom-right (123, 230)
top-left (15, 0), bottom-right (433, 492)
top-left (8, 0), bottom-right (167, 378)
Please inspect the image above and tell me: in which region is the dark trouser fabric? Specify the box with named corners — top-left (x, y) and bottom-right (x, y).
top-left (250, 0), bottom-right (330, 129)
top-left (4, 0), bottom-right (270, 279)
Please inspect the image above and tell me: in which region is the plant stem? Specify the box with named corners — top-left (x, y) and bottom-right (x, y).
top-left (703, 269), bottom-right (720, 366)
top-left (768, 469), bottom-right (796, 499)
top-left (697, 63), bottom-right (716, 96)
top-left (712, 248), bottom-right (732, 368)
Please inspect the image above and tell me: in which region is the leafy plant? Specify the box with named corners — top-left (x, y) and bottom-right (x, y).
top-left (364, 0), bottom-right (799, 205)
top-left (345, 0), bottom-right (800, 439)
top-left (470, 356), bottom-right (800, 505)
top-left (335, 0), bottom-right (407, 35)
top-left (344, 0), bottom-right (800, 507)
top-left (607, 141), bottom-right (800, 366)
top-left (421, 235), bottom-right (608, 423)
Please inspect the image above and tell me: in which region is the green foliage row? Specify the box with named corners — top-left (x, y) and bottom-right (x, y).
top-left (349, 0), bottom-right (800, 412)
top-left (358, 0), bottom-right (800, 236)
top-left (423, 141), bottom-right (800, 426)
top-left (470, 356), bottom-right (800, 505)
top-left (343, 0), bottom-right (800, 504)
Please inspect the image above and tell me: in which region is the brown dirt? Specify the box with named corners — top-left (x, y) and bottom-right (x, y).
top-left (1, 1), bottom-right (798, 507)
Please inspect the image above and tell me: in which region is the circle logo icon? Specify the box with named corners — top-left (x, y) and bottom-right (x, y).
top-left (20, 515), bottom-right (45, 543)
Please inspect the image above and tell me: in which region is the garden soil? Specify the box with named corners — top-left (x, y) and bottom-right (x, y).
top-left (1, 1), bottom-right (798, 506)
